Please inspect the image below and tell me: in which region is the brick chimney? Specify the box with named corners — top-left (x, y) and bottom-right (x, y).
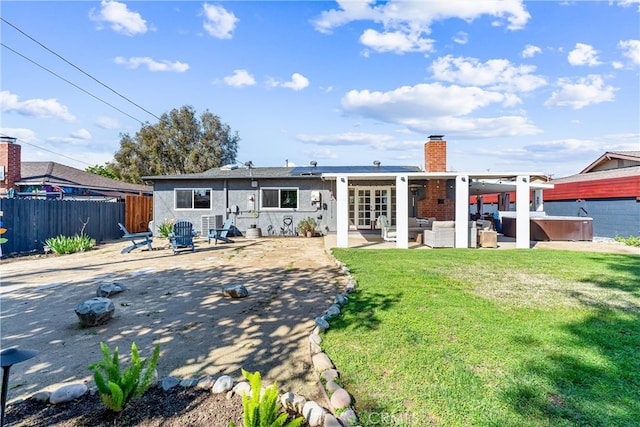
top-left (418, 135), bottom-right (454, 220)
top-left (424, 135), bottom-right (446, 172)
top-left (0, 136), bottom-right (21, 194)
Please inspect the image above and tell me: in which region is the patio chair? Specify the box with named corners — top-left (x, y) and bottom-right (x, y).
top-left (376, 215), bottom-right (397, 242)
top-left (117, 223), bottom-right (153, 254)
top-left (207, 217), bottom-right (235, 245)
top-left (168, 219), bottom-right (196, 254)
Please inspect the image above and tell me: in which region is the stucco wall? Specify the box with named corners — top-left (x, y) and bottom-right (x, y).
top-left (544, 198), bottom-right (640, 238)
top-left (151, 178), bottom-right (337, 236)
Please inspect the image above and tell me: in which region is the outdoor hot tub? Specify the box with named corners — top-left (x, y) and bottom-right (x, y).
top-left (500, 213), bottom-right (593, 241)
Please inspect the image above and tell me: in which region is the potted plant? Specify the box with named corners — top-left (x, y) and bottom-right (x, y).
top-left (296, 217), bottom-right (317, 237)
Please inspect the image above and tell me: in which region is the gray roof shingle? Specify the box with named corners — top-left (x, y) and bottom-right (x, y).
top-left (18, 162), bottom-right (152, 193)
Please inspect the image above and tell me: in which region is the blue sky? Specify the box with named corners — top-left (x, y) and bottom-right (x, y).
top-left (1, 0), bottom-right (638, 178)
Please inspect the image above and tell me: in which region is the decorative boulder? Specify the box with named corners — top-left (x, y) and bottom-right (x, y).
top-left (96, 282), bottom-right (127, 298)
top-left (75, 297), bottom-right (115, 326)
top-left (223, 284), bottom-right (249, 298)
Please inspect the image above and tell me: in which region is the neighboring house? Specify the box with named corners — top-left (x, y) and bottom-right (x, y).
top-left (144, 136), bottom-right (551, 249)
top-left (0, 136), bottom-right (151, 200)
top-left (543, 151), bottom-right (640, 238)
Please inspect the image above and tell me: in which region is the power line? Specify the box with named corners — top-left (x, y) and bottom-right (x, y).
top-left (1, 17), bottom-right (161, 122)
top-left (0, 134), bottom-right (96, 167)
top-left (1, 43), bottom-right (146, 125)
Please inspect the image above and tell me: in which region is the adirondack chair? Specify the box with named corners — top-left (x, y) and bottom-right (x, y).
top-left (168, 219), bottom-right (196, 254)
top-left (117, 223), bottom-right (153, 254)
top-left (207, 218), bottom-right (235, 245)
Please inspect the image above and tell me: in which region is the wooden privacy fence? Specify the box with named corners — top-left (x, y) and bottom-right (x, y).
top-left (0, 198), bottom-right (125, 255)
top-left (125, 194), bottom-right (153, 233)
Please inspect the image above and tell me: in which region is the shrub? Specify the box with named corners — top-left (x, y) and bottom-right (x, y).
top-left (88, 342), bottom-right (160, 413)
top-left (230, 369), bottom-right (304, 427)
top-left (296, 217), bottom-right (317, 236)
top-left (614, 235), bottom-right (640, 247)
top-left (45, 234), bottom-right (95, 254)
top-left (158, 219), bottom-right (175, 238)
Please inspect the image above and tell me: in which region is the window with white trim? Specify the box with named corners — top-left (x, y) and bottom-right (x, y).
top-left (175, 189), bottom-right (211, 209)
top-left (261, 188), bottom-right (298, 209)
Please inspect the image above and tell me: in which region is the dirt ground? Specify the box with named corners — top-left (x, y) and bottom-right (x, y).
top-left (0, 236), bottom-right (346, 406)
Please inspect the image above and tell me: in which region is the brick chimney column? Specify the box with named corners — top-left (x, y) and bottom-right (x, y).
top-left (424, 135), bottom-right (446, 172)
top-left (0, 136), bottom-right (21, 193)
top-left (418, 135), bottom-right (454, 220)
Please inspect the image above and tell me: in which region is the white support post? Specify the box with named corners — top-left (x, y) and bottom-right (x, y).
top-left (455, 175), bottom-right (470, 248)
top-left (336, 176), bottom-right (349, 248)
top-left (516, 175), bottom-right (531, 249)
top-left (395, 175), bottom-right (409, 248)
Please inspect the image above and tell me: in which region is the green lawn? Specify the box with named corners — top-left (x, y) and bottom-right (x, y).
top-left (324, 249), bottom-right (640, 427)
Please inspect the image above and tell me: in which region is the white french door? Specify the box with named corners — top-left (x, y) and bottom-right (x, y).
top-left (348, 187), bottom-right (394, 229)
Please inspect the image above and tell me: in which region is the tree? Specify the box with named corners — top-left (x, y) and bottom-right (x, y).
top-left (110, 105), bottom-right (239, 183)
top-left (86, 164), bottom-right (118, 180)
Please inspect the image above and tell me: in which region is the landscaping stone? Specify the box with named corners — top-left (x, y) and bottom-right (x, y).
top-left (325, 380), bottom-right (340, 393)
top-left (330, 387), bottom-right (351, 409)
top-left (196, 376), bottom-right (215, 390)
top-left (334, 293), bottom-right (348, 306)
top-left (310, 341), bottom-right (322, 354)
top-left (222, 284), bottom-right (249, 298)
top-left (323, 414), bottom-right (342, 427)
top-left (232, 381), bottom-right (251, 397)
top-left (302, 400), bottom-right (327, 427)
top-left (312, 352), bottom-right (334, 371)
top-left (326, 304), bottom-right (341, 317)
top-left (339, 409), bottom-right (359, 427)
top-left (320, 369), bottom-right (338, 383)
top-left (31, 391), bottom-right (51, 403)
top-left (161, 376), bottom-right (180, 391)
top-left (212, 375), bottom-right (234, 393)
top-left (50, 384), bottom-right (87, 404)
top-left (95, 282), bottom-right (127, 297)
top-left (315, 317), bottom-right (330, 331)
top-left (280, 391), bottom-right (307, 414)
top-left (180, 378), bottom-right (199, 388)
top-left (141, 367), bottom-right (159, 387)
top-left (74, 297), bottom-right (114, 326)
top-left (309, 334), bottom-right (322, 345)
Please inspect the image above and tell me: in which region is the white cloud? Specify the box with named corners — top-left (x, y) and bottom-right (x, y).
top-left (360, 29), bottom-right (435, 54)
top-left (521, 44), bottom-right (542, 58)
top-left (312, 0), bottom-right (530, 54)
top-left (615, 0), bottom-right (640, 11)
top-left (618, 39), bottom-right (640, 66)
top-left (202, 3), bottom-right (238, 39)
top-left (453, 31), bottom-right (468, 45)
top-left (89, 0), bottom-right (148, 36)
top-left (269, 73), bottom-right (310, 91)
top-left (114, 56), bottom-right (189, 72)
top-left (544, 75), bottom-right (617, 109)
top-left (340, 83), bottom-right (541, 137)
top-left (71, 128), bottom-right (92, 140)
top-left (568, 43), bottom-right (602, 66)
top-left (95, 116), bottom-right (120, 129)
top-left (430, 55), bottom-right (547, 92)
top-left (0, 127), bottom-right (37, 143)
top-left (297, 132), bottom-right (424, 151)
top-left (223, 69), bottom-right (256, 87)
top-left (0, 91), bottom-right (76, 122)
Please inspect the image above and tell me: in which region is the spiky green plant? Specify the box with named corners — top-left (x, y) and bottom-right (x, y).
top-left (157, 219), bottom-right (175, 238)
top-left (45, 234), bottom-right (95, 254)
top-left (229, 369), bottom-right (304, 427)
top-left (88, 342), bottom-right (160, 412)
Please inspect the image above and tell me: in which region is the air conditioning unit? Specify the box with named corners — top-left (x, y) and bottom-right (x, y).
top-left (202, 215), bottom-right (223, 233)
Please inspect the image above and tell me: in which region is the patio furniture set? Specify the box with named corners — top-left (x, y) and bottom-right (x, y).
top-left (118, 218), bottom-right (235, 255)
top-left (377, 216), bottom-right (498, 248)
